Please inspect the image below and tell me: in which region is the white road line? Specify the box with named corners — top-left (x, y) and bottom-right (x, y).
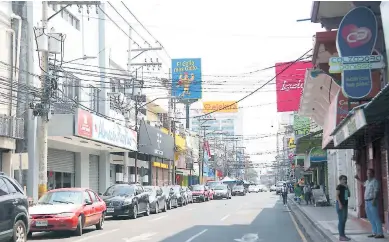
top-left (72, 229), bottom-right (119, 242)
top-left (149, 215), bottom-right (168, 221)
top-left (187, 208), bottom-right (195, 211)
top-left (220, 214), bottom-right (230, 221)
top-left (185, 229), bottom-right (208, 242)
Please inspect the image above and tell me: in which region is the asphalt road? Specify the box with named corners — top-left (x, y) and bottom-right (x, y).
top-left (28, 192), bottom-right (307, 242)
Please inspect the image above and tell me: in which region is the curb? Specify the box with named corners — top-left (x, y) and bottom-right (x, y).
top-left (288, 197), bottom-right (340, 242)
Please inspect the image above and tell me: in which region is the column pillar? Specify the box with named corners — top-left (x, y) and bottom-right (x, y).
top-left (2, 151), bottom-right (13, 177)
top-left (75, 152), bottom-right (89, 188)
top-left (99, 151), bottom-right (110, 191)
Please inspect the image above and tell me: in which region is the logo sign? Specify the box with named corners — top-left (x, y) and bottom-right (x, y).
top-left (330, 7), bottom-right (384, 99)
top-left (276, 61), bottom-right (312, 112)
top-left (308, 147), bottom-right (327, 163)
top-left (171, 58), bottom-right (202, 100)
top-left (139, 123), bottom-right (174, 160)
top-left (203, 101), bottom-right (238, 113)
top-left (77, 109), bottom-right (93, 138)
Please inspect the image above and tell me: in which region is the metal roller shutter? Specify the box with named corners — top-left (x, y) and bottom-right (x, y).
top-left (89, 155), bottom-right (99, 192)
top-left (48, 149), bottom-right (75, 173)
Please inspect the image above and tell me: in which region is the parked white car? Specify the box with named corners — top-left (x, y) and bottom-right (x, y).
top-left (248, 185), bottom-right (260, 193)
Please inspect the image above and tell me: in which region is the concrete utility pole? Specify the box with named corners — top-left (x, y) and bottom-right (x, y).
top-left (38, 1), bottom-right (49, 199)
top-left (123, 25), bottom-right (132, 184)
top-left (167, 69), bottom-right (172, 185)
top-left (172, 98), bottom-right (176, 185)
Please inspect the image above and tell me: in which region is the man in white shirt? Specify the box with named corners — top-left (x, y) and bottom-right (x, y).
top-left (281, 183), bottom-right (288, 206)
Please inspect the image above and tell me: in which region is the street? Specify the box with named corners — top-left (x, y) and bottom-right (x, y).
top-left (28, 192), bottom-right (307, 242)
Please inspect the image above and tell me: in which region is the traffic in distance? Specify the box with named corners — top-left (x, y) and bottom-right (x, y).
top-left (0, 172), bottom-right (270, 242)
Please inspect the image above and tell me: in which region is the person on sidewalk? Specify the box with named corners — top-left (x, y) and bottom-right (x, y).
top-left (281, 183), bottom-right (288, 206)
top-left (355, 169), bottom-right (385, 239)
top-left (303, 184), bottom-right (312, 205)
top-left (336, 175), bottom-right (351, 241)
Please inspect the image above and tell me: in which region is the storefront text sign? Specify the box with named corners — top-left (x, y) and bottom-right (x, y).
top-left (139, 123), bottom-right (174, 160)
top-left (75, 109), bottom-right (137, 151)
top-left (152, 161), bottom-right (168, 169)
top-left (333, 108), bottom-right (367, 147)
top-left (308, 147), bottom-right (327, 163)
top-left (203, 101), bottom-right (238, 113)
top-left (330, 7), bottom-right (384, 99)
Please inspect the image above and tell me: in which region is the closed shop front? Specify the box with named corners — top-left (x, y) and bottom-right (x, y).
top-left (47, 148), bottom-right (75, 190)
top-left (89, 155), bottom-right (99, 192)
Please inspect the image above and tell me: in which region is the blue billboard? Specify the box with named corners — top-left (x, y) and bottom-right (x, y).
top-left (171, 58), bottom-right (202, 99)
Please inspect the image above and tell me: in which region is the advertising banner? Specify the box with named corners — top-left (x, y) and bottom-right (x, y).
top-left (276, 61), bottom-right (313, 112)
top-left (202, 101), bottom-right (238, 113)
top-left (75, 109), bottom-right (137, 151)
top-left (330, 7), bottom-right (384, 99)
top-left (293, 114), bottom-right (310, 138)
top-left (138, 122), bottom-right (174, 160)
top-left (172, 58), bottom-right (202, 99)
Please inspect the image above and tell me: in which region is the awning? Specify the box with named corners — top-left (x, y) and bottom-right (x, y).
top-left (295, 130), bottom-right (323, 154)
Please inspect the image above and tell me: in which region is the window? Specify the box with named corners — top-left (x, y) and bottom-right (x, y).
top-left (88, 191), bottom-right (99, 203)
top-left (4, 178), bottom-right (18, 194)
top-left (83, 191), bottom-right (92, 204)
top-left (0, 178), bottom-right (9, 196)
top-left (89, 85), bottom-right (100, 112)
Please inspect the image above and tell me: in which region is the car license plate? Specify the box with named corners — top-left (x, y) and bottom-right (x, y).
top-left (107, 207), bottom-right (114, 213)
top-left (35, 220), bottom-right (48, 227)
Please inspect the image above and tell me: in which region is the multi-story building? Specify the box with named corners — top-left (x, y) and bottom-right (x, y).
top-left (4, 2), bottom-right (172, 201)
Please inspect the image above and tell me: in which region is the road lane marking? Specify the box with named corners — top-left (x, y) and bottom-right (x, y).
top-left (123, 232), bottom-right (157, 242)
top-left (187, 208), bottom-right (195, 211)
top-left (72, 229), bottom-right (119, 242)
top-left (149, 215), bottom-right (167, 221)
top-left (289, 210), bottom-right (308, 242)
top-left (185, 229), bottom-right (208, 242)
top-left (220, 214), bottom-right (230, 221)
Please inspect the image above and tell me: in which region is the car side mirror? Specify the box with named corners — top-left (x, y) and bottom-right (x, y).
top-left (84, 200), bottom-right (92, 205)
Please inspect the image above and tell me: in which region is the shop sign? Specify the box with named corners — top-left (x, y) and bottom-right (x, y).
top-left (75, 109), bottom-right (137, 151)
top-left (308, 147), bottom-right (327, 163)
top-left (152, 161), bottom-right (168, 169)
top-left (330, 7), bottom-right (384, 99)
top-left (139, 123), bottom-right (174, 160)
top-left (333, 108), bottom-right (367, 147)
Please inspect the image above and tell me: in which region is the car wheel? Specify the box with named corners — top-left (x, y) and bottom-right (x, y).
top-left (12, 220), bottom-right (27, 242)
top-left (130, 205), bottom-right (138, 219)
top-left (154, 203), bottom-right (159, 214)
top-left (144, 203), bottom-right (150, 216)
top-left (74, 216), bottom-right (83, 236)
top-left (162, 202), bottom-right (167, 212)
top-left (96, 213), bottom-right (104, 230)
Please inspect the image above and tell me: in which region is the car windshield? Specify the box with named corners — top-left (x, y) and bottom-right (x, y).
top-left (104, 185), bottom-right (135, 196)
top-left (144, 187), bottom-right (157, 195)
top-left (172, 186), bottom-right (181, 192)
top-left (162, 187), bottom-right (171, 193)
top-left (214, 185), bottom-right (227, 190)
top-left (192, 186), bottom-right (204, 191)
top-left (207, 182), bottom-right (221, 188)
top-left (234, 186), bottom-right (243, 190)
top-left (38, 191), bottom-right (83, 205)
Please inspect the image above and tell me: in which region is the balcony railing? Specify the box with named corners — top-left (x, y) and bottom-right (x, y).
top-left (0, 116), bottom-right (24, 139)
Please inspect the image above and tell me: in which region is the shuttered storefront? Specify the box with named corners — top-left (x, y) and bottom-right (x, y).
top-left (89, 155), bottom-right (99, 192)
top-left (48, 149), bottom-right (75, 173)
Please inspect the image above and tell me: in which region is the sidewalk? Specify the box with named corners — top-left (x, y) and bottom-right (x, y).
top-left (287, 194), bottom-right (389, 242)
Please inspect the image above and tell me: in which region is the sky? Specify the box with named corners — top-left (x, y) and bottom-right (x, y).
top-left (103, 0), bottom-right (323, 167)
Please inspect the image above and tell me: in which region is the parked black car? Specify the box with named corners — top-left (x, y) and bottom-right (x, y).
top-left (170, 185), bottom-right (186, 206)
top-left (0, 172), bottom-right (29, 242)
top-left (144, 186), bottom-right (167, 214)
top-left (101, 183), bottom-right (150, 219)
top-left (213, 184), bottom-right (232, 199)
top-left (162, 186), bottom-right (178, 209)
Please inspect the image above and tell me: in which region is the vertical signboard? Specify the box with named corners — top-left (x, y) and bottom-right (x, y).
top-left (293, 114), bottom-right (310, 138)
top-left (276, 61), bottom-right (313, 112)
top-left (171, 58), bottom-right (202, 100)
top-left (330, 7), bottom-right (384, 99)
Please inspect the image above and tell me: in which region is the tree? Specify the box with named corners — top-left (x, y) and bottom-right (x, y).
top-left (245, 168), bottom-right (258, 182)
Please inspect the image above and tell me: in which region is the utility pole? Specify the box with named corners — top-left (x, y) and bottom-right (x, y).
top-left (172, 99), bottom-right (176, 185)
top-left (123, 26), bottom-right (132, 184)
top-left (38, 1), bottom-right (49, 199)
top-left (134, 71), bottom-right (139, 183)
top-left (167, 68), bottom-right (172, 185)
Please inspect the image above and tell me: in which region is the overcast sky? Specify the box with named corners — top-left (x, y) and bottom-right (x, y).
top-left (103, 0), bottom-right (323, 166)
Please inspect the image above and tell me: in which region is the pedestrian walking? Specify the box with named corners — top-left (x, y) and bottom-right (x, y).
top-left (303, 184), bottom-right (312, 205)
top-left (355, 169), bottom-right (385, 239)
top-left (294, 183), bottom-right (302, 204)
top-left (336, 175), bottom-right (351, 241)
top-left (281, 183), bottom-right (288, 206)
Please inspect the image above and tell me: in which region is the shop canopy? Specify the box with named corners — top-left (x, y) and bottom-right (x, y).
top-left (295, 130), bottom-right (323, 154)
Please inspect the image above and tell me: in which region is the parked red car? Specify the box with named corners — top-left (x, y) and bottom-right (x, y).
top-left (191, 185), bottom-right (211, 202)
top-left (28, 188), bottom-right (106, 237)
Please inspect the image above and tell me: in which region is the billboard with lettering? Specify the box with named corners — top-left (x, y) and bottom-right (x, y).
top-left (276, 61), bottom-right (313, 112)
top-left (171, 58), bottom-right (202, 100)
top-left (202, 101), bottom-right (238, 113)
